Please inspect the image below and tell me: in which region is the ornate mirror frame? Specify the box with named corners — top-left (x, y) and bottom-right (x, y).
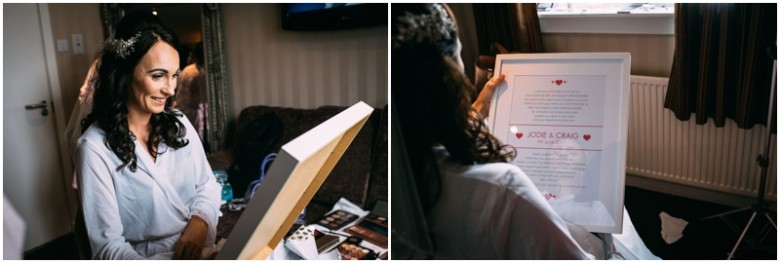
top-left (200, 4), bottom-right (230, 152)
top-left (100, 3), bottom-right (230, 152)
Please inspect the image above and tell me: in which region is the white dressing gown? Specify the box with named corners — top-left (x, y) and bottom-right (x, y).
top-left (428, 147), bottom-right (660, 260)
top-left (75, 114), bottom-right (220, 259)
top-left (429, 147), bottom-right (594, 259)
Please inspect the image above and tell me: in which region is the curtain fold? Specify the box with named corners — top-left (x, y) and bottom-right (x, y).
top-left (516, 3), bottom-right (543, 53)
top-left (471, 4), bottom-right (542, 94)
top-left (664, 3), bottom-right (776, 131)
top-left (472, 3), bottom-right (543, 54)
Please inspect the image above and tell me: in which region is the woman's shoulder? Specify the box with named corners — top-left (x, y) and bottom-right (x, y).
top-left (168, 108), bottom-right (191, 125)
top-left (171, 109), bottom-right (197, 136)
top-left (460, 162), bottom-right (535, 190)
top-left (434, 147), bottom-right (536, 192)
top-left (78, 123), bottom-right (104, 142)
top-left (433, 147), bottom-right (522, 175)
top-left (75, 123), bottom-right (107, 153)
top-left (164, 109), bottom-right (200, 146)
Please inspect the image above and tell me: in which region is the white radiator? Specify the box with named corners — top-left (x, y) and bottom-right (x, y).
top-left (627, 75), bottom-right (777, 201)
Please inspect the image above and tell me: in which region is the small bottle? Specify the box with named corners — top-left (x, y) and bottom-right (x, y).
top-left (222, 181), bottom-right (233, 203)
top-left (213, 170), bottom-right (233, 205)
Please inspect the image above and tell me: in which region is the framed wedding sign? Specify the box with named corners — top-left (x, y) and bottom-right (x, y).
top-left (488, 53), bottom-right (631, 233)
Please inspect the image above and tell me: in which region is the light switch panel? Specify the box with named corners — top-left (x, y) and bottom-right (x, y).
top-left (57, 39), bottom-right (69, 52)
top-left (72, 34), bottom-right (84, 54)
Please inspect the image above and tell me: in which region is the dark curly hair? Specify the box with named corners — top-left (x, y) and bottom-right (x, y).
top-left (82, 12), bottom-right (188, 172)
top-left (392, 4), bottom-right (516, 209)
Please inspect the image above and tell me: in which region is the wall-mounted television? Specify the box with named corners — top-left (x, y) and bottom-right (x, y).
top-left (281, 3), bottom-right (387, 31)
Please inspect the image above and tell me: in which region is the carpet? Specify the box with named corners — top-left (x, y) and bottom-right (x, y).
top-left (624, 186), bottom-right (777, 260)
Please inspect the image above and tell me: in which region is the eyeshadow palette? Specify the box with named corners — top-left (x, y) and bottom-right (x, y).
top-left (316, 210), bottom-right (359, 231)
top-left (335, 237), bottom-right (376, 260)
top-left (346, 213), bottom-right (388, 248)
top-left (312, 230), bottom-right (340, 254)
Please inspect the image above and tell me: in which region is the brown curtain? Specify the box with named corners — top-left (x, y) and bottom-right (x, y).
top-left (472, 3), bottom-right (543, 54)
top-left (664, 3), bottom-right (776, 132)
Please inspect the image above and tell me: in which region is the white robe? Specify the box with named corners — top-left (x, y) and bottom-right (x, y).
top-left (429, 147), bottom-right (659, 260)
top-left (75, 114), bottom-right (221, 259)
top-left (429, 147), bottom-right (594, 259)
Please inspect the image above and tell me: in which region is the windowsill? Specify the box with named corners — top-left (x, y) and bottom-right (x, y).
top-left (539, 12), bottom-right (674, 35)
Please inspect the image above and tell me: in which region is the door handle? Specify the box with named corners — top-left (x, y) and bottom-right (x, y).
top-left (25, 100), bottom-right (49, 116)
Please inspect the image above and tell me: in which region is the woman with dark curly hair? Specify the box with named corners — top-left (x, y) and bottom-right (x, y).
top-left (74, 12), bottom-right (220, 260)
top-left (392, 4), bottom-right (660, 260)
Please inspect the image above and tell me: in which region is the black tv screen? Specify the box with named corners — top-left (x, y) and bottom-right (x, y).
top-left (281, 3), bottom-right (387, 31)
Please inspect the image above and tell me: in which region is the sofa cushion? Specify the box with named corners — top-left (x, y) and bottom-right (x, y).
top-left (308, 107), bottom-right (381, 214)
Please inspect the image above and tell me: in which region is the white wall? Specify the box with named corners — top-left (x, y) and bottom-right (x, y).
top-left (48, 3), bottom-right (103, 122)
top-left (223, 4), bottom-right (388, 118)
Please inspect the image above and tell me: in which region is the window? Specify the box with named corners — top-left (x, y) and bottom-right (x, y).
top-left (537, 3), bottom-right (674, 35)
top-left (538, 3), bottom-right (673, 15)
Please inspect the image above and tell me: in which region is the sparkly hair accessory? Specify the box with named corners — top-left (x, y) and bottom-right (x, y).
top-left (106, 32), bottom-right (141, 58)
top-left (393, 3), bottom-right (457, 49)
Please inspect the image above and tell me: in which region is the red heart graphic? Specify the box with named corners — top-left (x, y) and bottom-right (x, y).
top-left (516, 132), bottom-right (523, 139)
top-left (583, 134), bottom-right (591, 141)
top-left (555, 80), bottom-right (563, 86)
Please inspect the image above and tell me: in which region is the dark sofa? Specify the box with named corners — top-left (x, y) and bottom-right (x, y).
top-left (207, 104), bottom-right (388, 239)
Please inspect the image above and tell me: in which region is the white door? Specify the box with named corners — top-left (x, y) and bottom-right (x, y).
top-left (3, 3), bottom-right (74, 251)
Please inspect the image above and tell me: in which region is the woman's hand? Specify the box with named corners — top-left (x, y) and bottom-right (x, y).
top-left (173, 215), bottom-right (209, 260)
top-left (472, 74), bottom-right (506, 119)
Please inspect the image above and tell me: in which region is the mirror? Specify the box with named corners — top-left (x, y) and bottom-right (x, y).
top-left (100, 3), bottom-right (230, 152)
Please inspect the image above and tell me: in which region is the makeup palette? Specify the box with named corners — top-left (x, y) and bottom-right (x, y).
top-left (313, 230), bottom-right (339, 254)
top-left (336, 237), bottom-right (376, 260)
top-left (346, 213), bottom-right (388, 248)
top-left (316, 210), bottom-right (359, 231)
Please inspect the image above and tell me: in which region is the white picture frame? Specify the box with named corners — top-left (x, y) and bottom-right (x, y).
top-left (489, 53), bottom-right (631, 233)
top-left (216, 101), bottom-right (375, 259)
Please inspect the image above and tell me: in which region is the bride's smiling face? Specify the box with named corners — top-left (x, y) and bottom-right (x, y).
top-left (127, 40), bottom-right (180, 116)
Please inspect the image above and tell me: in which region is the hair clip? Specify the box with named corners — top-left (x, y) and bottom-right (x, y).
top-left (106, 32), bottom-right (141, 59)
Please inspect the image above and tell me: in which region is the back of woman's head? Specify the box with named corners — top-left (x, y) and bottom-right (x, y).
top-left (392, 4), bottom-right (515, 210)
top-left (393, 4), bottom-right (470, 160)
top-left (85, 11), bottom-right (187, 172)
top-left (392, 3), bottom-right (459, 58)
top-left (392, 4), bottom-right (512, 165)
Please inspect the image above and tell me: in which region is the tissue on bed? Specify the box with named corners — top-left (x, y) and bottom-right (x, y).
top-left (659, 212), bottom-right (688, 244)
